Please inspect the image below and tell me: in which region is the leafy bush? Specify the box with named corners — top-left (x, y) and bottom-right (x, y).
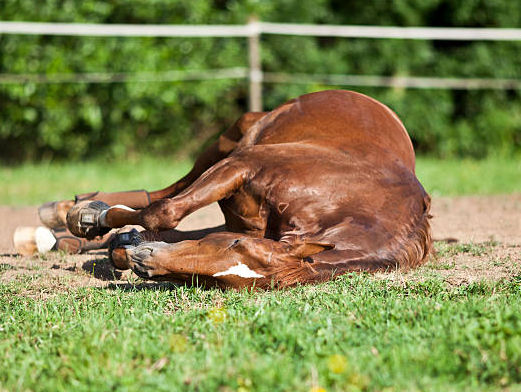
top-left (1, 0), bottom-right (520, 162)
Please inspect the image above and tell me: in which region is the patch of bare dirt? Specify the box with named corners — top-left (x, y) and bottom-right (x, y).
top-left (0, 203), bottom-right (224, 298)
top-left (0, 196), bottom-right (520, 296)
top-left (431, 194), bottom-right (521, 245)
top-left (376, 242), bottom-right (521, 286)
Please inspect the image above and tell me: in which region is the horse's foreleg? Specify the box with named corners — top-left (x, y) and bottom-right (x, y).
top-left (148, 111), bottom-right (266, 200)
top-left (39, 190), bottom-right (152, 229)
top-left (67, 157), bottom-right (253, 237)
top-left (123, 233), bottom-right (332, 289)
top-left (39, 112), bottom-right (266, 230)
top-left (108, 225), bottom-right (226, 269)
top-left (129, 157), bottom-right (253, 231)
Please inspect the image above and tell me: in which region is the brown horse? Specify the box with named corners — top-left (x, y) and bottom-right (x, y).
top-left (35, 90), bottom-right (432, 289)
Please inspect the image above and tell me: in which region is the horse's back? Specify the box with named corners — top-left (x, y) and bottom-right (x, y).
top-left (240, 90), bottom-right (415, 171)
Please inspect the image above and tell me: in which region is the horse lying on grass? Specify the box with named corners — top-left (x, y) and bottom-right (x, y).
top-left (16, 90), bottom-right (432, 289)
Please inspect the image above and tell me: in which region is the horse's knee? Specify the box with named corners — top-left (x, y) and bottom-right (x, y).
top-left (139, 199), bottom-right (182, 232)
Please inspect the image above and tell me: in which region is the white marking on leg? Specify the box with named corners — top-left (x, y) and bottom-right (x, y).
top-left (35, 226), bottom-right (57, 253)
top-left (99, 205), bottom-right (136, 227)
top-left (111, 204), bottom-right (136, 212)
top-left (213, 262), bottom-right (264, 278)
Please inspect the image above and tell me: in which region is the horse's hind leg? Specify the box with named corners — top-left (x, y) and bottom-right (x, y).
top-left (73, 112), bottom-right (266, 204)
top-left (13, 225), bottom-right (114, 256)
top-left (38, 112), bottom-right (266, 230)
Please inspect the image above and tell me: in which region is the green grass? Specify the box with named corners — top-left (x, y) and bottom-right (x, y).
top-left (1, 276), bottom-right (521, 391)
top-left (1, 154), bottom-right (520, 391)
top-left (0, 156), bottom-right (520, 205)
top-left (433, 241), bottom-right (496, 258)
top-left (0, 156), bottom-right (193, 206)
top-left (415, 156), bottom-right (521, 197)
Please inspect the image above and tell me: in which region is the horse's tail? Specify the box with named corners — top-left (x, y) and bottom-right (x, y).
top-left (386, 193), bottom-right (433, 270)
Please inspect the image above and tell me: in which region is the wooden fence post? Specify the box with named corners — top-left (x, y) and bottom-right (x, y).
top-left (248, 17), bottom-right (263, 112)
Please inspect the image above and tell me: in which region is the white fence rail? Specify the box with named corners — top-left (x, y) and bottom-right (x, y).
top-left (0, 68), bottom-right (249, 84)
top-left (2, 21), bottom-right (521, 40)
top-left (1, 20), bottom-right (521, 110)
top-left (264, 73), bottom-right (521, 90)
top-left (0, 21), bottom-right (254, 37)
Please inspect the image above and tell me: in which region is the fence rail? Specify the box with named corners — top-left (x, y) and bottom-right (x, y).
top-left (2, 21), bottom-right (521, 40)
top-left (1, 20), bottom-right (521, 110)
top-left (0, 68), bottom-right (248, 84)
top-left (0, 21), bottom-right (254, 37)
top-left (2, 70), bottom-right (520, 91)
top-left (264, 73), bottom-right (521, 90)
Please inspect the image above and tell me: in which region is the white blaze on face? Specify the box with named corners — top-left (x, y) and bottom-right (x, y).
top-left (99, 204), bottom-right (136, 227)
top-left (213, 262), bottom-right (264, 278)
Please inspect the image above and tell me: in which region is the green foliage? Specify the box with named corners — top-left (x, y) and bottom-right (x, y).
top-left (1, 276), bottom-right (521, 391)
top-left (1, 0), bottom-right (521, 162)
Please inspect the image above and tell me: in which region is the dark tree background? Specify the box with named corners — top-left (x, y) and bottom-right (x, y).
top-left (1, 0), bottom-right (520, 162)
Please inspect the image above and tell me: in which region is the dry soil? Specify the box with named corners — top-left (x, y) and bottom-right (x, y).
top-left (1, 196), bottom-right (519, 296)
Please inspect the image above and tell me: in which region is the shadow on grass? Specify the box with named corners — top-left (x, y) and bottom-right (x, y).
top-left (81, 257), bottom-right (209, 291)
top-left (81, 258), bottom-right (122, 281)
top-left (105, 281), bottom-right (181, 291)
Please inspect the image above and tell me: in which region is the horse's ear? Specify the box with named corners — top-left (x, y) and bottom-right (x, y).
top-left (290, 241), bottom-right (335, 259)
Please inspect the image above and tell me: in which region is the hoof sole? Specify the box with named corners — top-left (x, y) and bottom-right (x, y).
top-left (38, 201), bottom-right (72, 229)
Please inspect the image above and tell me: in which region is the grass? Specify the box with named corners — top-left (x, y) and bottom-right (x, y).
top-left (1, 156), bottom-right (520, 391)
top-left (0, 156), bottom-right (193, 206)
top-left (1, 274), bottom-right (521, 392)
top-left (433, 241), bottom-right (495, 258)
top-left (0, 156), bottom-right (520, 205)
top-left (415, 156), bottom-right (521, 197)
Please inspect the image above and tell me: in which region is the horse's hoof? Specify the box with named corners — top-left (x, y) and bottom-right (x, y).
top-left (38, 200), bottom-right (74, 229)
top-left (66, 200), bottom-right (111, 240)
top-left (108, 229), bottom-right (142, 270)
top-left (13, 226), bottom-right (56, 256)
